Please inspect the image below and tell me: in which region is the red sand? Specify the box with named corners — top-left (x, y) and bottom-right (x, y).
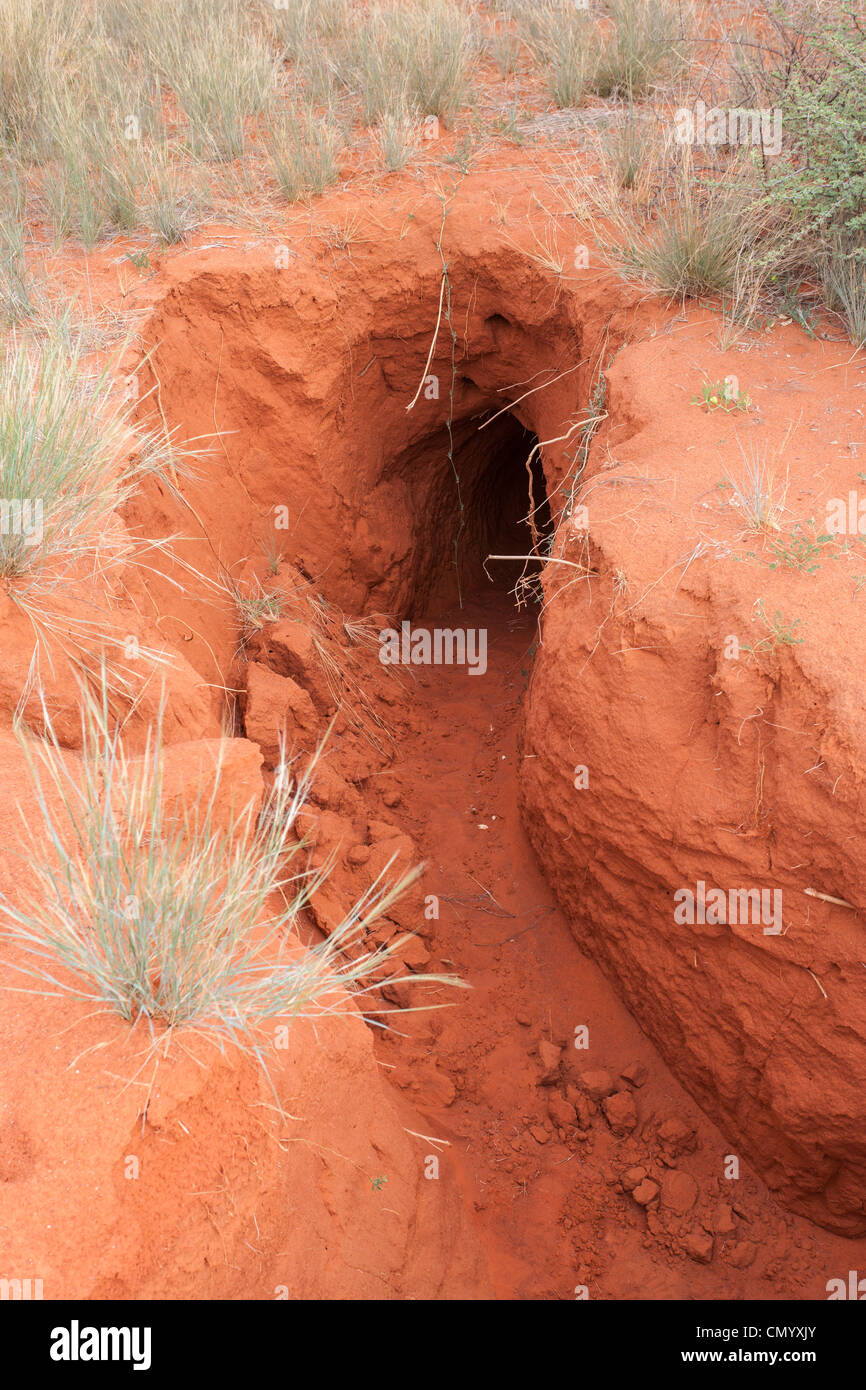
top-left (2, 146), bottom-right (866, 1299)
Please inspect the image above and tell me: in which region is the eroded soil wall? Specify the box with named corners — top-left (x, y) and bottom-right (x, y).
top-left (132, 181), bottom-right (866, 1239)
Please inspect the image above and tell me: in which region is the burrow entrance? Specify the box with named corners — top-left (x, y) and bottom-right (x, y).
top-left (130, 249), bottom-right (589, 688)
top-left (123, 246), bottom-right (856, 1296)
top-left (384, 409), bottom-right (551, 618)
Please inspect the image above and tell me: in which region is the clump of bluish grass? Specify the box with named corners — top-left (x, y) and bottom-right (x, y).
top-left (634, 168), bottom-right (772, 298)
top-left (0, 690), bottom-right (463, 1058)
top-left (510, 1), bottom-right (593, 105)
top-left (607, 106), bottom-right (657, 192)
top-left (338, 0), bottom-right (477, 125)
top-left (725, 439), bottom-right (789, 532)
top-left (259, 0), bottom-right (351, 63)
top-left (0, 0), bottom-right (86, 157)
top-left (556, 136), bottom-right (786, 302)
top-left (593, 0), bottom-right (686, 97)
top-left (516, 1), bottom-right (596, 107)
top-left (0, 332), bottom-right (187, 610)
top-left (0, 163), bottom-right (33, 324)
top-left (548, 29), bottom-right (596, 107)
top-left (484, 30), bottom-right (523, 79)
top-left (820, 235), bottom-right (866, 349)
top-left (264, 97), bottom-right (341, 200)
top-left (375, 100), bottom-right (419, 172)
top-left (33, 47), bottom-right (166, 249)
top-left (141, 143), bottom-right (204, 244)
top-left (132, 0), bottom-right (278, 162)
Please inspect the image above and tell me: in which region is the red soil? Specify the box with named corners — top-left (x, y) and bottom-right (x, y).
top-left (3, 149), bottom-right (866, 1299)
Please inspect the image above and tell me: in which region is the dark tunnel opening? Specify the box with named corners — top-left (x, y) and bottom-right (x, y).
top-left (471, 412), bottom-right (552, 600)
top-left (402, 409), bottom-right (552, 619)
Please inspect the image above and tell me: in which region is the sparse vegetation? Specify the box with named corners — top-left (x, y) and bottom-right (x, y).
top-left (768, 522), bottom-right (835, 573)
top-left (592, 0), bottom-right (686, 98)
top-left (336, 0), bottom-right (477, 125)
top-left (0, 0), bottom-right (863, 1304)
top-left (741, 599), bottom-right (804, 654)
top-left (231, 577), bottom-right (285, 641)
top-left (725, 441), bottom-right (788, 532)
top-left (557, 136), bottom-right (785, 301)
top-left (375, 101), bottom-right (420, 171)
top-left (0, 688), bottom-right (460, 1053)
top-left (0, 332), bottom-right (185, 607)
top-left (692, 379), bottom-right (751, 412)
top-left (264, 97), bottom-right (341, 201)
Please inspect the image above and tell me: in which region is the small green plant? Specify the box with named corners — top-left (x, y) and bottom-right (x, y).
top-left (370, 1175), bottom-right (388, 1192)
top-left (489, 105), bottom-right (526, 144)
top-left (777, 278), bottom-right (820, 339)
top-left (767, 522), bottom-right (835, 573)
top-left (693, 379), bottom-right (752, 412)
top-left (444, 131), bottom-right (475, 173)
top-left (741, 599), bottom-right (804, 654)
